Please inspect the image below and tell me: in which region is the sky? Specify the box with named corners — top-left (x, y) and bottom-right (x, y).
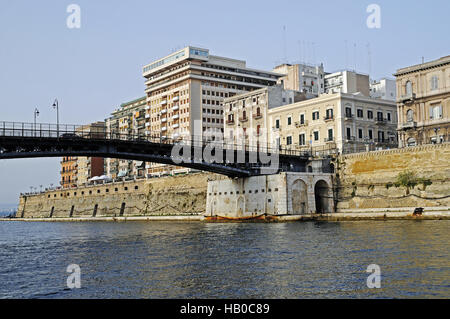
top-left (0, 0), bottom-right (449, 206)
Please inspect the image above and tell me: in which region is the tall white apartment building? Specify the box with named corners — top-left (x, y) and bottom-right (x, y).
top-left (370, 78), bottom-right (397, 101)
top-left (142, 46), bottom-right (283, 176)
top-left (272, 63), bottom-right (325, 96)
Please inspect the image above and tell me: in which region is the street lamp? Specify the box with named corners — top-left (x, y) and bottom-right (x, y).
top-left (52, 99), bottom-right (59, 137)
top-left (34, 108), bottom-right (39, 136)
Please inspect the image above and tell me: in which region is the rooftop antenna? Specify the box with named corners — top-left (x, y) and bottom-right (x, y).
top-left (283, 25), bottom-right (287, 63)
top-left (422, 56), bottom-right (425, 64)
top-left (344, 40), bottom-right (348, 69)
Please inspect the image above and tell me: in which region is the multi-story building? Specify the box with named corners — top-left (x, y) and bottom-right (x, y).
top-left (61, 156), bottom-right (78, 188)
top-left (142, 46), bottom-right (283, 176)
top-left (324, 70), bottom-right (370, 96)
top-left (224, 89), bottom-right (398, 154)
top-left (272, 63), bottom-right (325, 96)
top-left (394, 55), bottom-right (450, 147)
top-left (75, 122), bottom-right (106, 185)
top-left (223, 85), bottom-right (308, 148)
top-left (267, 92), bottom-right (398, 154)
top-left (370, 78), bottom-right (396, 101)
top-left (105, 97), bottom-right (147, 179)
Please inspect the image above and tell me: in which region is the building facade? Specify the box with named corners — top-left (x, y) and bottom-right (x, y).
top-left (75, 122), bottom-right (106, 185)
top-left (370, 78), bottom-right (396, 101)
top-left (272, 63), bottom-right (325, 96)
top-left (105, 97), bottom-right (147, 179)
top-left (142, 46), bottom-right (283, 176)
top-left (394, 55), bottom-right (450, 147)
top-left (223, 85), bottom-right (307, 149)
top-left (324, 70), bottom-right (370, 96)
top-left (61, 156), bottom-right (78, 188)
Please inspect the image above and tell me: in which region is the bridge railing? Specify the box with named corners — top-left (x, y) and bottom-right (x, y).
top-left (0, 121), bottom-right (317, 158)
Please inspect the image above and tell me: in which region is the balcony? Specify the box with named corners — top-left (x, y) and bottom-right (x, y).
top-left (345, 136), bottom-right (356, 142)
top-left (375, 118), bottom-right (387, 125)
top-left (161, 126), bottom-right (167, 131)
top-left (295, 121), bottom-right (308, 128)
top-left (145, 122), bottom-right (150, 127)
top-left (239, 116), bottom-right (248, 123)
top-left (323, 115), bottom-right (334, 122)
top-left (172, 114), bottom-right (179, 120)
top-left (160, 109), bottom-right (167, 115)
top-left (272, 125), bottom-right (281, 132)
top-left (161, 100), bottom-right (167, 105)
top-left (344, 114), bottom-right (353, 120)
top-left (172, 105), bottom-right (179, 111)
top-left (400, 93), bottom-right (416, 103)
top-left (173, 96), bottom-right (179, 102)
top-left (172, 124), bottom-right (179, 129)
top-left (161, 118), bottom-right (167, 123)
top-left (226, 118), bottom-right (235, 125)
top-left (400, 121), bottom-right (417, 130)
top-left (253, 113), bottom-right (262, 119)
top-left (324, 138), bottom-right (334, 143)
top-left (145, 114), bottom-right (150, 119)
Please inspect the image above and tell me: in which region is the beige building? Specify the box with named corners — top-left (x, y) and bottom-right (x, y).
top-left (272, 63), bottom-right (325, 96)
top-left (223, 85), bottom-right (307, 148)
top-left (142, 46), bottom-right (282, 176)
top-left (105, 97), bottom-right (147, 179)
top-left (394, 55), bottom-right (450, 147)
top-left (324, 70), bottom-right (370, 97)
top-left (225, 90), bottom-right (398, 154)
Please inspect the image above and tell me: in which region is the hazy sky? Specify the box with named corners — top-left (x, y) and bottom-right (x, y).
top-left (0, 0), bottom-right (449, 205)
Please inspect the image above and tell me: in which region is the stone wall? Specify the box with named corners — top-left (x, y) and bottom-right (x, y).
top-left (17, 173), bottom-right (216, 218)
top-left (336, 143), bottom-right (450, 211)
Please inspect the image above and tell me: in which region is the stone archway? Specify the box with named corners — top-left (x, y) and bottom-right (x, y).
top-left (314, 180), bottom-right (330, 214)
top-left (292, 179), bottom-right (308, 215)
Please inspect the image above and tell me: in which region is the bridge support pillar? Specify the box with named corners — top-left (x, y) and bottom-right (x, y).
top-left (205, 172), bottom-right (334, 219)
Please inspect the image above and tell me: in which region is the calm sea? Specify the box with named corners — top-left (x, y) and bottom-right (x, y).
top-left (0, 220), bottom-right (449, 299)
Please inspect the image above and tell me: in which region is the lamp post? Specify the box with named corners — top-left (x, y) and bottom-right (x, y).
top-left (52, 99), bottom-right (59, 137)
top-left (34, 108), bottom-right (39, 137)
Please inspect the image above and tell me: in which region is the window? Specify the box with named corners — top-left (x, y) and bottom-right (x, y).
top-left (367, 110), bottom-right (373, 119)
top-left (357, 109), bottom-right (363, 118)
top-left (377, 111), bottom-right (383, 121)
top-left (406, 109), bottom-right (414, 122)
top-left (286, 136), bottom-right (292, 145)
top-left (300, 114), bottom-right (305, 124)
top-left (346, 127), bottom-right (351, 140)
top-left (312, 111), bottom-right (319, 121)
top-left (275, 119), bottom-right (280, 129)
top-left (299, 133), bottom-right (306, 146)
top-left (387, 113), bottom-right (391, 122)
top-left (406, 81), bottom-right (412, 96)
top-left (378, 131), bottom-right (385, 142)
top-left (287, 116), bottom-right (292, 126)
top-left (358, 128), bottom-right (363, 139)
top-left (313, 131), bottom-right (319, 141)
top-left (368, 129), bottom-right (373, 140)
top-left (326, 109), bottom-right (333, 119)
top-left (328, 129), bottom-right (333, 141)
top-left (431, 76), bottom-right (439, 91)
top-left (345, 107), bottom-right (352, 118)
top-left (430, 105), bottom-right (443, 119)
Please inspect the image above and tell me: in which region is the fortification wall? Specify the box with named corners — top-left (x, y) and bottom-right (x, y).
top-left (336, 143), bottom-right (450, 211)
top-left (17, 173), bottom-right (217, 218)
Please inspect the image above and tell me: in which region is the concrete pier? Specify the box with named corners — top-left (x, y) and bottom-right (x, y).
top-left (205, 172), bottom-right (334, 219)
